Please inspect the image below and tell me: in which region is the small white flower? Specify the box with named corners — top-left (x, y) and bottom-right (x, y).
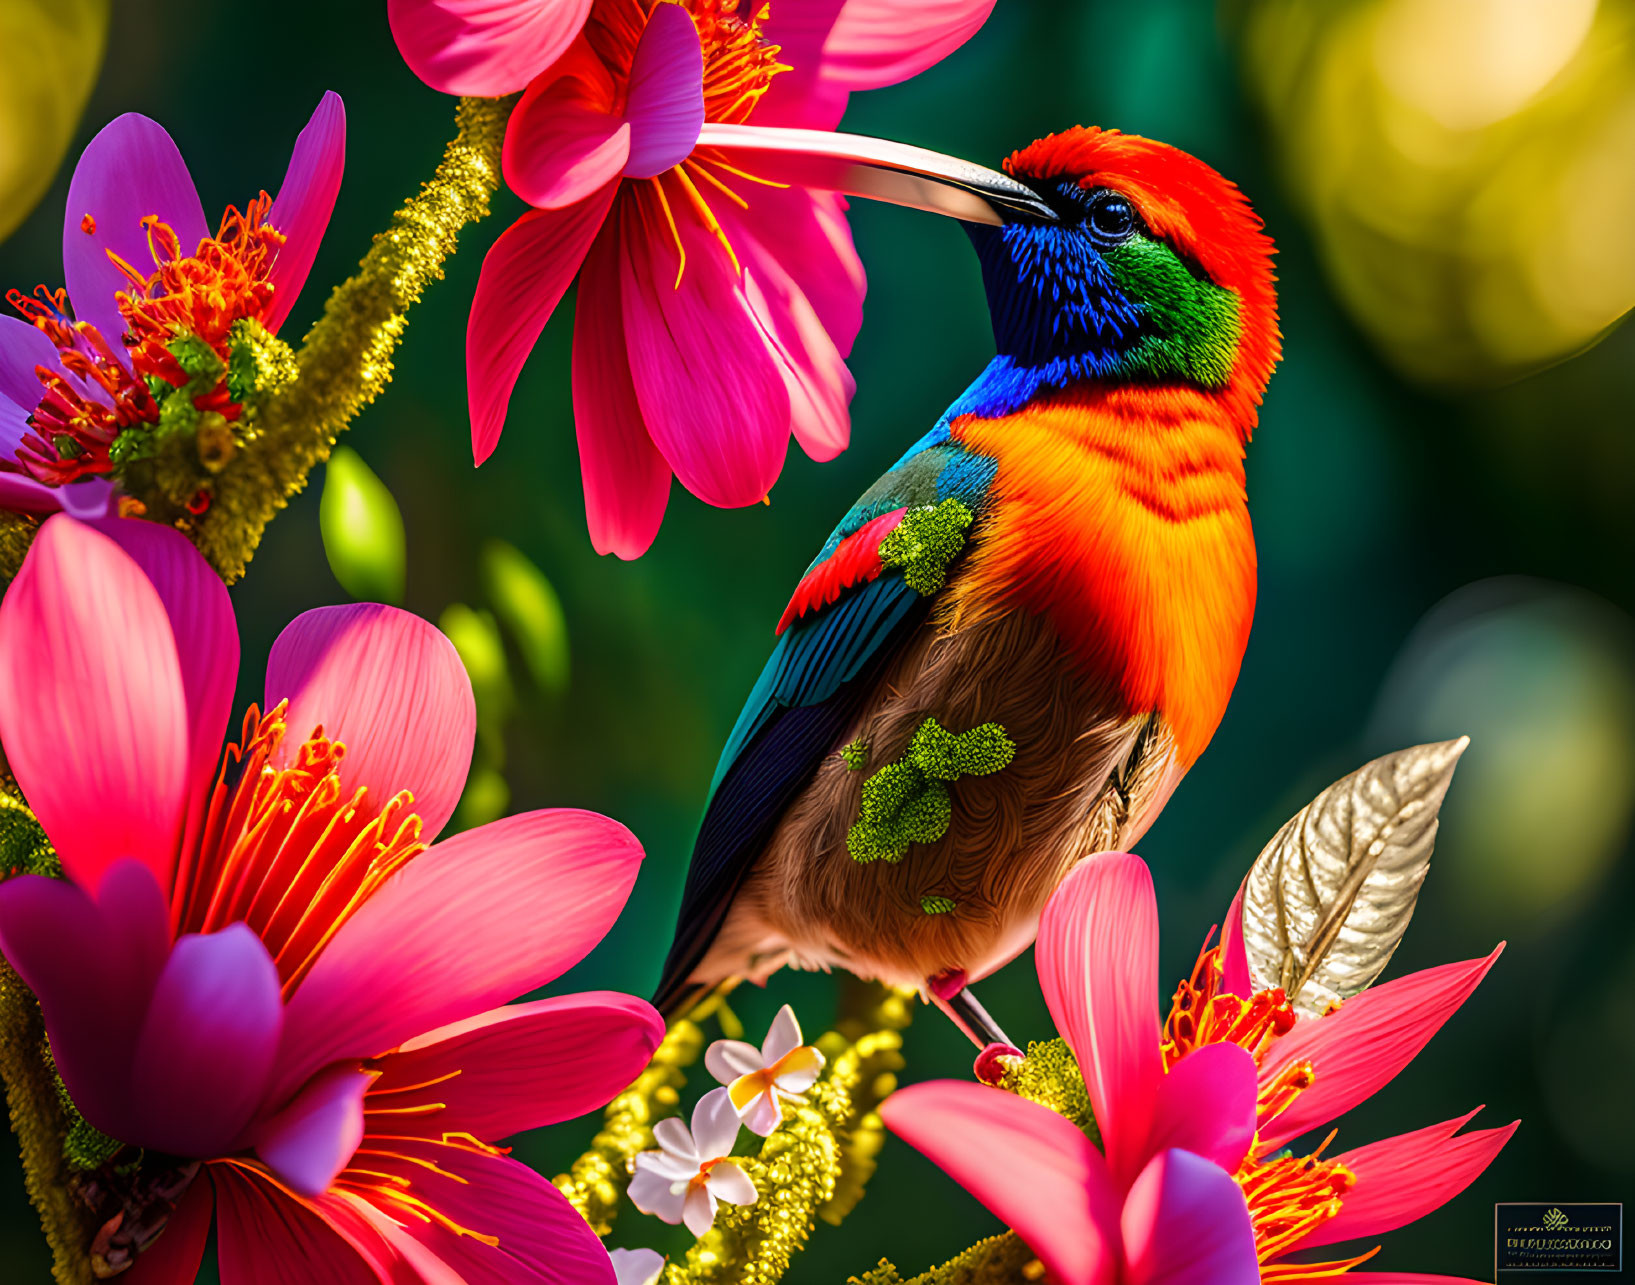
top-left (628, 1087), bottom-right (757, 1237)
top-left (705, 1003), bottom-right (827, 1137)
top-left (609, 1247), bottom-right (666, 1285)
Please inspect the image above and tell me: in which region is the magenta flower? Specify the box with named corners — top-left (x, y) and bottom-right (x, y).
top-left (390, 0), bottom-right (995, 557)
top-left (0, 515), bottom-right (660, 1283)
top-left (0, 95), bottom-right (344, 515)
top-left (883, 853), bottom-right (1517, 1285)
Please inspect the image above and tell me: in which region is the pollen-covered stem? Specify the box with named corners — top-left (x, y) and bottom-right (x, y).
top-left (179, 94), bottom-right (516, 582)
top-left (0, 784), bottom-right (92, 1285)
top-left (670, 984), bottom-right (914, 1285)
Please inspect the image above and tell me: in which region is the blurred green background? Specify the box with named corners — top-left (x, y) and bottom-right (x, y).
top-left (2, 0), bottom-right (1633, 1278)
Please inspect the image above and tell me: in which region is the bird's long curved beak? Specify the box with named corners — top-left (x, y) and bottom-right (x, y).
top-left (695, 123), bottom-right (1057, 226)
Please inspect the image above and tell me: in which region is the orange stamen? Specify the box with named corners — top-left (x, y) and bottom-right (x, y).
top-left (178, 703), bottom-right (427, 997)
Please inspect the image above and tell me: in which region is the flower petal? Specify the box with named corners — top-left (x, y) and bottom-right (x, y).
top-left (741, 246), bottom-right (854, 462)
top-left (692, 1086), bottom-right (745, 1159)
top-left (682, 1184), bottom-right (718, 1237)
top-left (213, 1163), bottom-right (389, 1285)
top-left (761, 1004), bottom-right (803, 1062)
top-left (1120, 1149), bottom-right (1260, 1285)
top-left (1290, 1110), bottom-right (1518, 1252)
top-left (882, 1080), bottom-right (1121, 1285)
top-left (271, 809), bottom-right (643, 1104)
top-left (370, 991), bottom-right (665, 1138)
top-left (610, 1247), bottom-right (666, 1285)
top-left (731, 187), bottom-right (863, 354)
top-left (1144, 1043), bottom-right (1258, 1176)
top-left (63, 113), bottom-right (208, 355)
top-left (265, 92), bottom-right (347, 335)
top-left (129, 924), bottom-right (283, 1158)
top-left (572, 218), bottom-right (671, 558)
top-left (387, 0), bottom-right (594, 97)
top-left (56, 478), bottom-right (117, 519)
top-left (0, 515), bottom-right (191, 892)
top-left (503, 40), bottom-right (630, 209)
top-left (705, 1038), bottom-right (765, 1083)
top-left (741, 1091), bottom-right (783, 1137)
top-left (93, 516), bottom-right (238, 860)
top-left (120, 1176), bottom-right (213, 1285)
top-left (266, 603), bottom-right (475, 842)
top-left (622, 3), bottom-right (704, 179)
top-left (707, 1159), bottom-right (756, 1207)
top-left (652, 1117), bottom-right (698, 1165)
top-left (629, 1163), bottom-right (688, 1225)
top-left (1219, 882), bottom-right (1251, 997)
top-left (0, 313), bottom-right (58, 412)
top-left (353, 1138), bottom-right (616, 1284)
top-left (253, 1065), bottom-right (375, 1198)
top-left (811, 0), bottom-right (996, 92)
top-left (0, 473), bottom-right (66, 514)
top-left (468, 189), bottom-right (617, 465)
top-left (0, 862), bottom-right (170, 1142)
top-left (1258, 947), bottom-right (1504, 1151)
top-left (1036, 852), bottom-right (1163, 1186)
top-left (620, 204), bottom-right (790, 508)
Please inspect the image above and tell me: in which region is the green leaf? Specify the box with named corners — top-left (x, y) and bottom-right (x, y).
top-left (481, 540), bottom-right (569, 698)
top-left (438, 603), bottom-right (514, 737)
top-left (320, 446), bottom-right (405, 604)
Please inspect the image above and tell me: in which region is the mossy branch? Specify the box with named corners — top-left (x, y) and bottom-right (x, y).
top-left (167, 94), bottom-right (516, 582)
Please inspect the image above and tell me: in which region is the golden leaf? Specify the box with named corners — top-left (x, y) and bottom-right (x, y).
top-left (1241, 738), bottom-right (1468, 1016)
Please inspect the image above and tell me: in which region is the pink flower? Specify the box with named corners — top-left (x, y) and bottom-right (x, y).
top-left (629, 1086), bottom-right (757, 1235)
top-left (883, 853), bottom-right (1517, 1285)
top-left (391, 0), bottom-right (995, 557)
top-left (0, 97), bottom-right (344, 516)
top-left (0, 514), bottom-right (661, 1283)
top-left (705, 1002), bottom-right (825, 1136)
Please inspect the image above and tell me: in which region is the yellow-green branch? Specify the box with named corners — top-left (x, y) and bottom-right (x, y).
top-left (174, 94), bottom-right (515, 582)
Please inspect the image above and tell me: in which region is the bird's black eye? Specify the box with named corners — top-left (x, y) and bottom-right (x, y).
top-left (1087, 192), bottom-right (1137, 246)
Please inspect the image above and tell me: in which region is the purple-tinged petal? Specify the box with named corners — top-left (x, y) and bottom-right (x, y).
top-left (0, 515), bottom-right (192, 892)
top-left (265, 603), bottom-right (475, 842)
top-left (129, 924), bottom-right (283, 1158)
top-left (265, 92), bottom-right (346, 335)
top-left (622, 4), bottom-right (705, 179)
top-left (64, 114), bottom-right (207, 354)
top-left (503, 39), bottom-right (629, 210)
top-left (0, 314), bottom-right (58, 412)
top-left (0, 473), bottom-right (65, 514)
top-left (0, 861), bottom-right (170, 1143)
top-left (468, 189), bottom-right (617, 466)
top-left (572, 220), bottom-right (670, 559)
top-left (1143, 1043), bottom-right (1258, 1176)
top-left (56, 479), bottom-right (116, 519)
top-left (388, 0), bottom-right (595, 98)
top-left (254, 1065), bottom-right (375, 1197)
top-left (1121, 1149), bottom-right (1259, 1285)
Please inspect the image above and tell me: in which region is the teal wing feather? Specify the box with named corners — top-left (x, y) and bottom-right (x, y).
top-left (653, 424), bottom-right (998, 1012)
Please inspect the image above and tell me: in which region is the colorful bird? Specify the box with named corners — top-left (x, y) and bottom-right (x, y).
top-left (652, 126), bottom-right (1280, 1042)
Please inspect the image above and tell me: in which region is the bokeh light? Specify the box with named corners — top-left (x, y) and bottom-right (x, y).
top-left (1234, 0), bottom-right (1635, 384)
top-left (1368, 578), bottom-right (1635, 927)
